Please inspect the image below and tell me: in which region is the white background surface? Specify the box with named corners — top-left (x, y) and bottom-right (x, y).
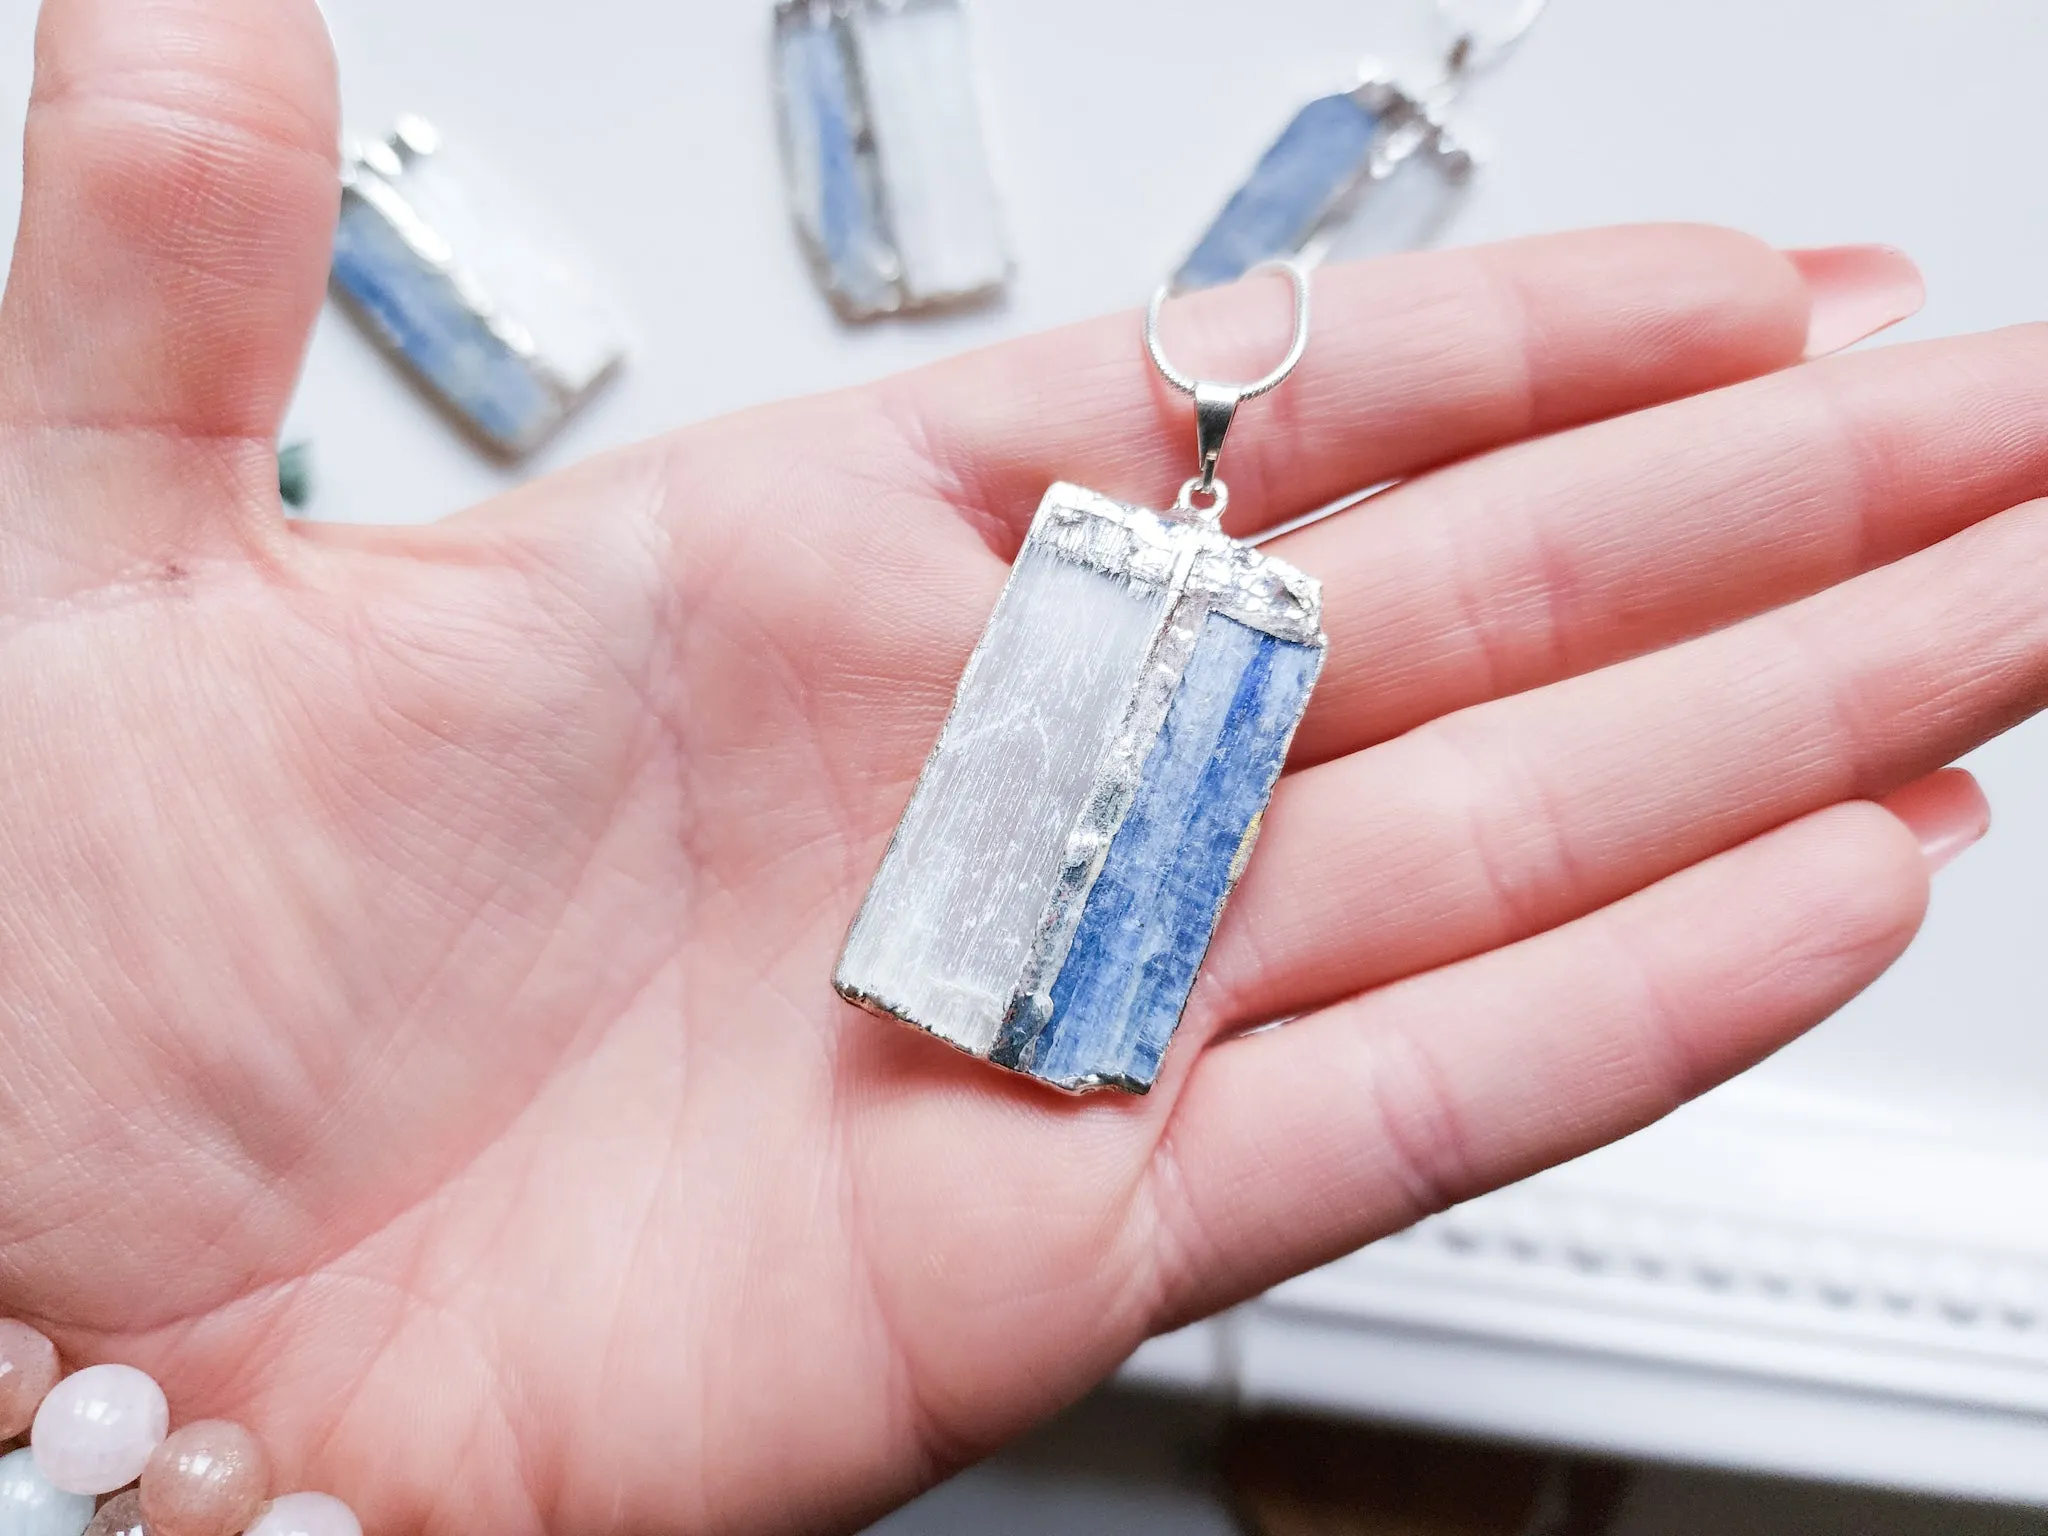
top-left (1, 0), bottom-right (2046, 1491)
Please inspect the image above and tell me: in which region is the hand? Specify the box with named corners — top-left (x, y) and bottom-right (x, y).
top-left (0, 0), bottom-right (2037, 1532)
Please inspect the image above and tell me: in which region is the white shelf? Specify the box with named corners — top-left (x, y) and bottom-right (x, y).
top-left (1125, 1076), bottom-right (2048, 1502)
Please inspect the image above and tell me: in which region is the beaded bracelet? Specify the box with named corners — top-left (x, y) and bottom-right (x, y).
top-left (0, 1320), bottom-right (357, 1536)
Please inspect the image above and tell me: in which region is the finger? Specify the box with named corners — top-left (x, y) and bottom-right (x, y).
top-left (884, 225), bottom-right (1825, 546)
top-left (0, 0), bottom-right (339, 550)
top-left (1282, 323), bottom-right (2048, 765)
top-left (1875, 767), bottom-right (1991, 874)
top-left (1787, 244), bottom-right (1924, 359)
top-left (1195, 497), bottom-right (2042, 1036)
top-left (640, 231), bottom-right (1887, 856)
top-left (1146, 799), bottom-right (1930, 1327)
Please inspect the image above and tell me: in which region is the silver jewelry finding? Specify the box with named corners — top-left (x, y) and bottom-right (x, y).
top-left (1436, 0), bottom-right (1548, 80)
top-left (1168, 1), bottom-right (1547, 292)
top-left (1144, 260), bottom-right (1312, 520)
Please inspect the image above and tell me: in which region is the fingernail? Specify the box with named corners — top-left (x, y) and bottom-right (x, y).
top-left (1786, 245), bottom-right (1925, 358)
top-left (1883, 767), bottom-right (1990, 874)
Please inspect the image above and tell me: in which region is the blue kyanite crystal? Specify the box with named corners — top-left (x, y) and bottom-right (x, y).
top-left (994, 613), bottom-right (1323, 1092)
top-left (331, 196), bottom-right (559, 453)
top-left (1176, 92), bottom-right (1381, 291)
top-left (775, 8), bottom-right (900, 316)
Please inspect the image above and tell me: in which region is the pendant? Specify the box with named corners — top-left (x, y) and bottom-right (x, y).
top-left (332, 117), bottom-right (630, 459)
top-left (1173, 67), bottom-right (1474, 293)
top-left (772, 0), bottom-right (1011, 320)
top-left (1172, 0), bottom-right (1546, 292)
top-left (836, 266), bottom-right (1322, 1093)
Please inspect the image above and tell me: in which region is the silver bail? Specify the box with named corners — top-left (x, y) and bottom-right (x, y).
top-left (1143, 259), bottom-right (1313, 521)
top-left (1193, 382), bottom-right (1241, 494)
top-left (1433, 0), bottom-right (1548, 80)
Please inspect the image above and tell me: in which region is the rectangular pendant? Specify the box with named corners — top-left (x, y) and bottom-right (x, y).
top-left (836, 484), bottom-right (1325, 1093)
top-left (332, 117), bottom-right (628, 458)
top-left (773, 0), bottom-right (1010, 319)
top-left (1173, 74), bottom-right (1474, 292)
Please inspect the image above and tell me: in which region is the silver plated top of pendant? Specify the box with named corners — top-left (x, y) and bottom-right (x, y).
top-left (1034, 483), bottom-right (1323, 648)
top-left (1354, 60), bottom-right (1482, 180)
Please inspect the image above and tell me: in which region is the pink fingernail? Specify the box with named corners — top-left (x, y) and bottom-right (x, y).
top-left (1883, 768), bottom-right (1991, 875)
top-left (1786, 245), bottom-right (1925, 358)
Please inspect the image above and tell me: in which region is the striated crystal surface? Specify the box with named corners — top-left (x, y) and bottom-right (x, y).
top-left (30, 1365), bottom-right (168, 1497)
top-left (775, 0), bottom-right (1007, 316)
top-left (1176, 92), bottom-right (1380, 290)
top-left (837, 546), bottom-right (1170, 1055)
top-left (0, 1449), bottom-right (93, 1536)
top-left (852, 0), bottom-right (1007, 303)
top-left (995, 614), bottom-right (1321, 1090)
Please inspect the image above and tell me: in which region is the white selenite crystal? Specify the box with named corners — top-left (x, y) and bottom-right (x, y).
top-left (852, 0), bottom-right (1009, 304)
top-left (838, 546), bottom-right (1168, 1055)
top-left (1323, 146), bottom-right (1469, 267)
top-left (371, 125), bottom-right (630, 395)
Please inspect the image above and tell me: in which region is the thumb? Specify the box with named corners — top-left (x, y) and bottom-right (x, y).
top-left (0, 0), bottom-right (339, 564)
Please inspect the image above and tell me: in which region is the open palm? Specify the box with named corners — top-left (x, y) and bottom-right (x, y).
top-left (3, 0), bottom-right (2044, 1532)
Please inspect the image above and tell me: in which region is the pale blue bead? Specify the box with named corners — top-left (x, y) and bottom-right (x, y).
top-left (0, 1450), bottom-right (94, 1536)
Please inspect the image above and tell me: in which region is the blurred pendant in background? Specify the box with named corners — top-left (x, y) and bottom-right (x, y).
top-left (1173, 0), bottom-right (1547, 291)
top-left (773, 0), bottom-right (1011, 320)
top-left (331, 117), bottom-right (631, 460)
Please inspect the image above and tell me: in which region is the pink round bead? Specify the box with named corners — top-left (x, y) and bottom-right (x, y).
top-left (0, 1322), bottom-right (59, 1441)
top-left (244, 1493), bottom-right (360, 1536)
top-left (141, 1421), bottom-right (269, 1536)
top-left (30, 1364), bottom-right (169, 1495)
top-left (81, 1489), bottom-right (144, 1536)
